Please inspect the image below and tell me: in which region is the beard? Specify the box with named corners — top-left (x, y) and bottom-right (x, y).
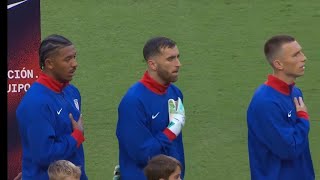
top-left (157, 67), bottom-right (179, 84)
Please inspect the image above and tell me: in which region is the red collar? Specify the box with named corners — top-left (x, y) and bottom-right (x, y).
top-left (264, 75), bottom-right (295, 95)
top-left (36, 72), bottom-right (69, 93)
top-left (139, 71), bottom-right (169, 95)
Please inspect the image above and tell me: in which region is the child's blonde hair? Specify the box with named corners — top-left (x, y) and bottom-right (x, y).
top-left (48, 160), bottom-right (81, 180)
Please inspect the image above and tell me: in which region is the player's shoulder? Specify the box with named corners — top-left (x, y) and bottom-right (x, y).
top-left (64, 83), bottom-right (80, 91)
top-left (249, 84), bottom-right (277, 104)
top-left (66, 83), bottom-right (78, 89)
top-left (23, 82), bottom-right (50, 99)
top-left (18, 83), bottom-right (52, 108)
top-left (251, 83), bottom-right (276, 98)
top-left (168, 83), bottom-right (183, 98)
top-left (120, 82), bottom-right (142, 101)
top-left (292, 85), bottom-right (303, 95)
top-left (248, 94), bottom-right (279, 114)
top-left (169, 83), bottom-right (180, 90)
top-left (64, 83), bottom-right (81, 95)
top-left (125, 81), bottom-right (143, 94)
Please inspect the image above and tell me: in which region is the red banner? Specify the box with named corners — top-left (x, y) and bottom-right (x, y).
top-left (7, 0), bottom-right (41, 179)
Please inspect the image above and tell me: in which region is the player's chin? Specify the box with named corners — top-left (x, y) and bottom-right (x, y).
top-left (65, 75), bottom-right (74, 82)
top-left (295, 72), bottom-right (305, 77)
top-left (170, 76), bottom-right (179, 82)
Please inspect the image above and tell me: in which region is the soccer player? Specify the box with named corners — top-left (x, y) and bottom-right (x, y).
top-left (247, 35), bottom-right (314, 179)
top-left (116, 36), bottom-right (186, 180)
top-left (144, 154), bottom-right (182, 180)
top-left (16, 34), bottom-right (87, 179)
top-left (48, 160), bottom-right (81, 180)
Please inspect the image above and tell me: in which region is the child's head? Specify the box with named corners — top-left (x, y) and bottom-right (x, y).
top-left (144, 154), bottom-right (182, 180)
top-left (48, 160), bottom-right (81, 180)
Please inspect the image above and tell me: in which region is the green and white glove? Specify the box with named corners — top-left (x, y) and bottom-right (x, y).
top-left (113, 165), bottom-right (120, 180)
top-left (163, 97), bottom-right (185, 141)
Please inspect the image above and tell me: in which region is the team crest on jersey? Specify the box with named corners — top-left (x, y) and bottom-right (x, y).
top-left (74, 99), bottom-right (79, 111)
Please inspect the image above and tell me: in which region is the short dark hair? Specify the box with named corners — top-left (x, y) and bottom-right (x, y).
top-left (39, 34), bottom-right (73, 69)
top-left (143, 36), bottom-right (176, 61)
top-left (264, 35), bottom-right (295, 64)
top-left (144, 154), bottom-right (182, 180)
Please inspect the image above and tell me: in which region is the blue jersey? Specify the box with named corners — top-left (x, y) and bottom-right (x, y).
top-left (247, 75), bottom-right (314, 180)
top-left (16, 73), bottom-right (87, 180)
top-left (116, 72), bottom-right (185, 180)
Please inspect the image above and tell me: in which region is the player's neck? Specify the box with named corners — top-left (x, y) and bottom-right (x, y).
top-left (41, 70), bottom-right (67, 84)
top-left (272, 72), bottom-right (296, 85)
top-left (147, 70), bottom-right (167, 86)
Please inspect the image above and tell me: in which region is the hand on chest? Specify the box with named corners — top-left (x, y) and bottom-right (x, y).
top-left (146, 96), bottom-right (182, 132)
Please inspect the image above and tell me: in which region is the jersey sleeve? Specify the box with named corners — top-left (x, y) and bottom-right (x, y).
top-left (22, 101), bottom-right (79, 167)
top-left (65, 84), bottom-right (81, 112)
top-left (116, 95), bottom-right (172, 166)
top-left (249, 99), bottom-right (310, 160)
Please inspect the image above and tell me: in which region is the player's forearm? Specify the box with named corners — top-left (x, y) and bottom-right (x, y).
top-left (71, 129), bottom-right (85, 147)
top-left (30, 133), bottom-right (83, 166)
top-left (277, 113), bottom-right (310, 159)
top-left (118, 128), bottom-right (175, 165)
top-left (263, 121), bottom-right (309, 160)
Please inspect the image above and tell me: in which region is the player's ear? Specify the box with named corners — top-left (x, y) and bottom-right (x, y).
top-left (45, 58), bottom-right (55, 70)
top-left (272, 59), bottom-right (284, 70)
top-left (147, 59), bottom-right (157, 71)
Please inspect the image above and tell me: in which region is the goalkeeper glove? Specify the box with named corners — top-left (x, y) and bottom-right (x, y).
top-left (163, 97), bottom-right (185, 141)
top-left (113, 165), bottom-right (120, 180)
